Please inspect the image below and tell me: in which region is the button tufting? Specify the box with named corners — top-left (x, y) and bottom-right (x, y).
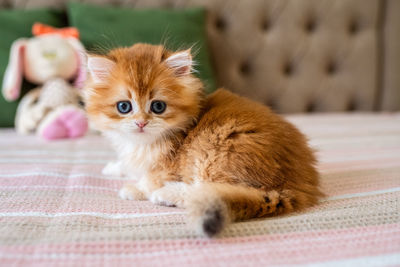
top-left (326, 61), bottom-right (337, 75)
top-left (215, 17), bottom-right (226, 31)
top-left (283, 62), bottom-right (294, 76)
top-left (349, 20), bottom-right (359, 35)
top-left (305, 19), bottom-right (317, 33)
top-left (261, 19), bottom-right (270, 32)
top-left (306, 102), bottom-right (316, 112)
top-left (239, 61), bottom-right (251, 76)
top-left (347, 99), bottom-right (357, 111)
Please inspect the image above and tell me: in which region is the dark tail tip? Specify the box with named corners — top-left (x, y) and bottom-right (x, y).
top-left (202, 208), bottom-right (225, 237)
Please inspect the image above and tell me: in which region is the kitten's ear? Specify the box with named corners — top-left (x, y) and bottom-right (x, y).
top-left (87, 56), bottom-right (116, 84)
top-left (165, 49), bottom-right (193, 76)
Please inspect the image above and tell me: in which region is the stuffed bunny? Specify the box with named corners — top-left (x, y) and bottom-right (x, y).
top-left (1, 23), bottom-right (88, 140)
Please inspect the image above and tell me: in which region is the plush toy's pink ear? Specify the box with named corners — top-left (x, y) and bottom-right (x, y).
top-left (66, 37), bottom-right (87, 89)
top-left (2, 39), bottom-right (28, 101)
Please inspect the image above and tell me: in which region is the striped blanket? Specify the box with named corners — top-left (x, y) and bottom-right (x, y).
top-left (0, 113), bottom-right (399, 266)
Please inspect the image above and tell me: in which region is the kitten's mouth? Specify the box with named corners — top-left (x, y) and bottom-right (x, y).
top-left (137, 128), bottom-right (145, 133)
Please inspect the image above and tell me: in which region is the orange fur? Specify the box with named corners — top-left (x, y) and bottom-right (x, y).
top-left (85, 43), bottom-right (323, 237)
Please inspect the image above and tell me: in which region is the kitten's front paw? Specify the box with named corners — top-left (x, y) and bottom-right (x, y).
top-left (102, 161), bottom-right (123, 176)
top-left (150, 187), bottom-right (185, 208)
top-left (118, 185), bottom-right (146, 200)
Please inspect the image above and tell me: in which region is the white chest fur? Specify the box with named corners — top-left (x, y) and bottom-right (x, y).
top-left (104, 131), bottom-right (167, 180)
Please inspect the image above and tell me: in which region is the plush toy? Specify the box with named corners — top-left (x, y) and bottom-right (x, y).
top-left (1, 23), bottom-right (88, 140)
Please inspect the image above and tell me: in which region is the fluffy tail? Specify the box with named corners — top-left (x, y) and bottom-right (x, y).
top-left (186, 182), bottom-right (317, 237)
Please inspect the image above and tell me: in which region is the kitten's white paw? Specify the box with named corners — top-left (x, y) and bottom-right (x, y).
top-left (102, 161), bottom-right (123, 176)
top-left (118, 185), bottom-right (146, 200)
top-left (150, 186), bottom-right (185, 208)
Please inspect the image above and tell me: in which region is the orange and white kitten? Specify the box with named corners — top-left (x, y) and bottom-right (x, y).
top-left (85, 44), bottom-right (323, 237)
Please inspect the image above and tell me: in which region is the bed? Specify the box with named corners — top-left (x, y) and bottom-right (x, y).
top-left (0, 113), bottom-right (399, 266)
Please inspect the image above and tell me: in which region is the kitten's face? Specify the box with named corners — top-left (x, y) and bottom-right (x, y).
top-left (85, 44), bottom-right (203, 143)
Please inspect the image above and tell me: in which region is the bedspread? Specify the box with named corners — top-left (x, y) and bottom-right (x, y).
top-left (0, 113), bottom-right (399, 266)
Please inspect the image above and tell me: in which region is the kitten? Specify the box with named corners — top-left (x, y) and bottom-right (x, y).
top-left (85, 43), bottom-right (323, 237)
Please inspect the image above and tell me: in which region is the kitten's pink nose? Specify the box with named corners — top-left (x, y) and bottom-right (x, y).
top-left (135, 121), bottom-right (148, 129)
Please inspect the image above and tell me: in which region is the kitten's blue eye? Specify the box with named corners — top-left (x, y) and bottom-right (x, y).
top-left (150, 100), bottom-right (167, 114)
top-left (117, 101), bottom-right (132, 114)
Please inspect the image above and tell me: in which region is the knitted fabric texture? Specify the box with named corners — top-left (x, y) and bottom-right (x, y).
top-left (0, 113), bottom-right (399, 266)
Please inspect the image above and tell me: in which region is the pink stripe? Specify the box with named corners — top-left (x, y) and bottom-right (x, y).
top-left (0, 224), bottom-right (398, 265)
top-left (321, 174), bottom-right (400, 197)
top-left (319, 158), bottom-right (400, 172)
top-left (0, 186), bottom-right (118, 195)
top-left (324, 184), bottom-right (400, 198)
top-left (0, 164), bottom-right (104, 172)
top-left (318, 147), bottom-right (400, 155)
top-left (0, 175), bottom-right (123, 189)
top-left (0, 155), bottom-right (111, 160)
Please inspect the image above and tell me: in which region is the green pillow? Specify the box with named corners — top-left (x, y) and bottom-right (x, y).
top-left (0, 8), bottom-right (66, 127)
top-left (67, 2), bottom-right (216, 93)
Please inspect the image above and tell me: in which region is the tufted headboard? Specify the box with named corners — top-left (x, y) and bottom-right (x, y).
top-left (1, 0), bottom-right (399, 113)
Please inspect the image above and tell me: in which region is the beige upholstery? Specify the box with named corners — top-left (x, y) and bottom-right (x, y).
top-left (382, 0), bottom-right (400, 111)
top-left (1, 0), bottom-right (399, 113)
